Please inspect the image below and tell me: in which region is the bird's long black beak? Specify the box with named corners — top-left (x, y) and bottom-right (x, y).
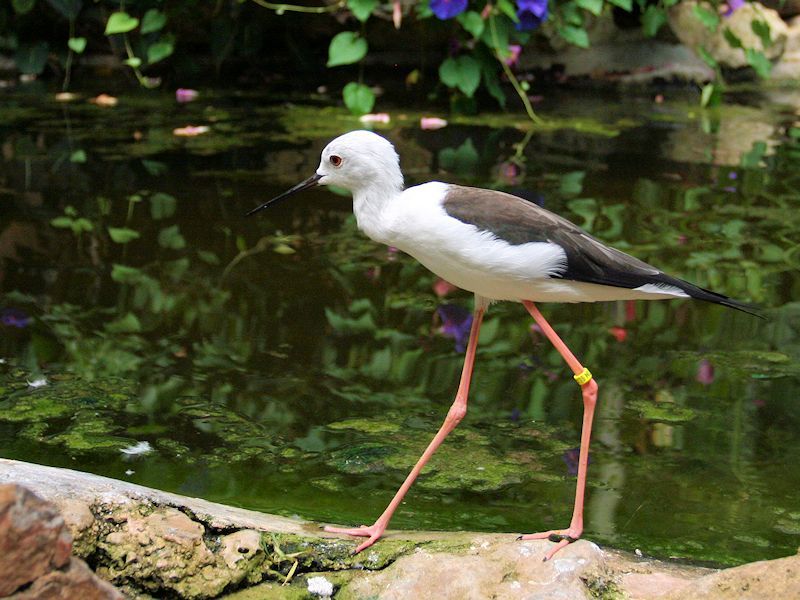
top-left (245, 173), bottom-right (322, 216)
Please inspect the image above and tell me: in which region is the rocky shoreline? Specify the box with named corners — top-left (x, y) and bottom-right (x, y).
top-left (0, 458), bottom-right (797, 599)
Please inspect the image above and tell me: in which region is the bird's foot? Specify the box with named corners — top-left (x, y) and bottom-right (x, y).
top-left (323, 523), bottom-right (385, 554)
top-left (518, 527), bottom-right (582, 561)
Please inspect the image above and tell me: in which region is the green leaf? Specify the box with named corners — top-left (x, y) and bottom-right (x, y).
top-left (457, 11), bottom-right (485, 38)
top-left (198, 250), bottom-right (220, 265)
top-left (438, 139), bottom-right (479, 174)
top-left (105, 313), bottom-right (142, 334)
top-left (15, 42), bottom-right (49, 75)
top-left (108, 227), bottom-right (140, 243)
top-left (559, 171), bottom-right (586, 196)
top-left (751, 19), bottom-right (772, 48)
top-left (497, 0), bottom-right (520, 22)
top-left (141, 160), bottom-right (167, 176)
top-left (641, 6), bottom-right (667, 37)
top-left (123, 57), bottom-right (142, 68)
top-left (746, 48), bottom-right (772, 78)
top-left (697, 45), bottom-right (718, 69)
top-left (147, 39), bottom-right (174, 64)
top-left (12, 0), bottom-right (36, 15)
top-left (45, 0), bottom-right (81, 20)
top-left (150, 192), bottom-right (177, 220)
top-left (723, 27), bottom-right (743, 49)
top-left (69, 149), bottom-right (86, 163)
top-left (741, 141), bottom-right (767, 167)
top-left (327, 32), bottom-right (368, 67)
top-left (105, 12), bottom-right (139, 35)
top-left (438, 55), bottom-right (481, 97)
top-left (559, 25), bottom-right (590, 48)
top-left (141, 9), bottom-right (167, 34)
top-left (560, 1), bottom-right (585, 26)
top-left (111, 264), bottom-right (142, 283)
top-left (158, 225), bottom-right (186, 250)
top-left (482, 14), bottom-right (511, 49)
top-left (67, 37), bottom-right (86, 54)
top-left (700, 82), bottom-right (722, 107)
top-left (576, 0), bottom-right (603, 17)
top-left (342, 82), bottom-right (375, 115)
top-left (347, 0), bottom-right (377, 22)
top-left (692, 4), bottom-right (719, 32)
top-left (606, 0), bottom-right (631, 10)
top-left (50, 216), bottom-right (73, 229)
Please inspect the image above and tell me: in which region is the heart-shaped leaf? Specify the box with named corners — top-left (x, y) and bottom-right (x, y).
top-left (12, 0), bottom-right (36, 15)
top-left (147, 39), bottom-right (174, 64)
top-left (123, 57), bottom-right (142, 68)
top-left (141, 9), bottom-right (167, 34)
top-left (347, 0), bottom-right (377, 22)
top-left (105, 11), bottom-right (139, 35)
top-left (438, 56), bottom-right (481, 97)
top-left (68, 37), bottom-right (86, 54)
top-left (327, 32), bottom-right (367, 67)
top-left (342, 81), bottom-right (375, 115)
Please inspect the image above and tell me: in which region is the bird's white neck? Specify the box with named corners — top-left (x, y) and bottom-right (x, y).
top-left (351, 178), bottom-right (404, 245)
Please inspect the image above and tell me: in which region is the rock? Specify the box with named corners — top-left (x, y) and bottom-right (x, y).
top-left (664, 551), bottom-right (800, 599)
top-left (0, 484), bottom-right (73, 595)
top-left (96, 508), bottom-right (267, 599)
top-left (9, 557), bottom-right (123, 600)
top-left (0, 483), bottom-right (123, 599)
top-left (58, 498), bottom-right (97, 558)
top-left (340, 536), bottom-right (607, 600)
top-left (669, 1), bottom-right (788, 69)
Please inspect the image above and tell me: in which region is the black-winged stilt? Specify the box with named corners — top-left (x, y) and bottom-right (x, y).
top-left (247, 130), bottom-right (758, 561)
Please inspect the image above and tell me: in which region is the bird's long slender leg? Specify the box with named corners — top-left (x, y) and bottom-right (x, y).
top-left (324, 304), bottom-right (486, 553)
top-left (520, 301), bottom-right (599, 561)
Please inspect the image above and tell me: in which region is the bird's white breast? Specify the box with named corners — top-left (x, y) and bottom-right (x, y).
top-left (379, 182), bottom-right (571, 301)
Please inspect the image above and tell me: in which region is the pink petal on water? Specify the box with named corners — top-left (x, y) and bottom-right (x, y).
top-left (420, 117), bottom-right (448, 130)
top-left (173, 125), bottom-right (210, 137)
top-left (176, 88), bottom-right (199, 103)
top-left (359, 113), bottom-right (391, 124)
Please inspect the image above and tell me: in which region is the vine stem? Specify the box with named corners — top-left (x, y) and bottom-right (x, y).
top-left (488, 13), bottom-right (542, 124)
top-left (249, 0), bottom-right (346, 14)
top-left (63, 19), bottom-right (75, 91)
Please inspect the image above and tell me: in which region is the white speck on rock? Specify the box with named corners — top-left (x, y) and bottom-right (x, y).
top-left (510, 581), bottom-right (521, 590)
top-left (307, 576), bottom-right (334, 597)
top-left (552, 558), bottom-right (577, 574)
top-left (635, 548), bottom-right (643, 557)
top-left (27, 377), bottom-right (47, 388)
top-left (518, 544), bottom-right (532, 557)
top-left (120, 441), bottom-right (153, 456)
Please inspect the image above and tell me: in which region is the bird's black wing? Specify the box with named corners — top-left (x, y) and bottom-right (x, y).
top-left (442, 185), bottom-right (760, 315)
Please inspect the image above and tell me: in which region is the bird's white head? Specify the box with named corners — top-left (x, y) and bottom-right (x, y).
top-left (245, 130), bottom-right (403, 217)
top-left (316, 130), bottom-right (403, 194)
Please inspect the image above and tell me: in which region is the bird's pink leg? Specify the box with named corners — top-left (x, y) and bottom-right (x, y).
top-left (520, 301), bottom-right (599, 561)
top-left (324, 305), bottom-right (486, 553)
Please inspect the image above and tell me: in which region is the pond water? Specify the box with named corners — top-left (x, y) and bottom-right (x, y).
top-left (1, 85), bottom-right (799, 566)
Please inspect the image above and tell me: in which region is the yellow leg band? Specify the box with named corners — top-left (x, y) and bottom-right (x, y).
top-left (573, 368), bottom-right (593, 386)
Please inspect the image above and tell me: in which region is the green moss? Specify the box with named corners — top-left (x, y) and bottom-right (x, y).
top-left (47, 410), bottom-right (137, 453)
top-left (627, 399), bottom-right (697, 423)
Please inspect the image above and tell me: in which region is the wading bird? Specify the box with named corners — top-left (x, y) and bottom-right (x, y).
top-left (247, 130), bottom-right (757, 561)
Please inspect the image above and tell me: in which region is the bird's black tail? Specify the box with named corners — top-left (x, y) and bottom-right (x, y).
top-left (664, 274), bottom-right (764, 318)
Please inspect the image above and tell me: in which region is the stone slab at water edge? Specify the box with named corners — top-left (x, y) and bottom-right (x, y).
top-left (0, 458), bottom-right (798, 599)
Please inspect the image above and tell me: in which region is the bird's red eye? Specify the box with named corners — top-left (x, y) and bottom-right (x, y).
top-left (329, 155), bottom-right (343, 167)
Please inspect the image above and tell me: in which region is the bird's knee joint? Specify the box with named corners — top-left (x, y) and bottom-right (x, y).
top-left (582, 378), bottom-right (598, 404)
top-left (446, 403), bottom-right (467, 426)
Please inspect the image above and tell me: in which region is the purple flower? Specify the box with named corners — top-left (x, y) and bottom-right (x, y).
top-left (696, 359), bottom-right (715, 385)
top-left (562, 447), bottom-right (589, 476)
top-left (724, 0), bottom-right (745, 17)
top-left (1, 308), bottom-right (31, 328)
top-left (437, 304), bottom-right (473, 352)
top-left (430, 0), bottom-right (468, 20)
top-left (516, 0), bottom-right (549, 31)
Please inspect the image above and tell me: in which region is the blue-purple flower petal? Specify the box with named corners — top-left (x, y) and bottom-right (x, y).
top-left (516, 0), bottom-right (549, 31)
top-left (430, 0), bottom-right (468, 20)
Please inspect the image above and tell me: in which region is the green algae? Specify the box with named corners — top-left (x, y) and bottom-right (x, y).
top-left (324, 416), bottom-right (548, 493)
top-left (627, 398), bottom-right (698, 423)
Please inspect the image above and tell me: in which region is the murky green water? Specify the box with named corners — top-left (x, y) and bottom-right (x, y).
top-left (2, 86), bottom-right (800, 566)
